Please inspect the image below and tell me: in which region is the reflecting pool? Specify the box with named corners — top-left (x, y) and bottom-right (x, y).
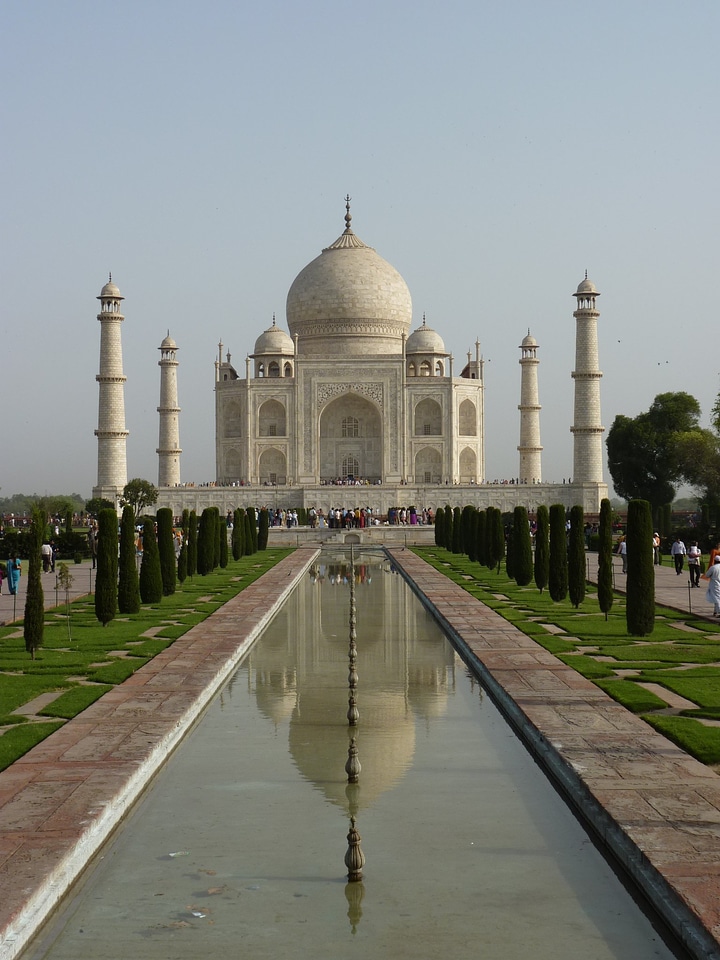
top-left (24, 550), bottom-right (679, 959)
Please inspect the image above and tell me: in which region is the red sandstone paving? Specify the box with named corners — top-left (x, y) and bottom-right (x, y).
top-left (0, 547), bottom-right (318, 955)
top-left (388, 547), bottom-right (720, 955)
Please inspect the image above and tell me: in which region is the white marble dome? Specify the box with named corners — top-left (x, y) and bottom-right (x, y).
top-left (254, 318), bottom-right (294, 355)
top-left (99, 278), bottom-right (122, 299)
top-left (286, 214), bottom-right (412, 357)
top-left (575, 276), bottom-right (597, 295)
top-left (406, 318), bottom-right (446, 354)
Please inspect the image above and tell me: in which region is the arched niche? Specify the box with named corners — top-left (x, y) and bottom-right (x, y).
top-left (319, 393), bottom-right (382, 481)
top-left (224, 401), bottom-right (242, 438)
top-left (459, 399), bottom-right (477, 436)
top-left (259, 447), bottom-right (287, 485)
top-left (415, 447), bottom-right (442, 484)
top-left (414, 398), bottom-right (442, 436)
top-left (225, 447), bottom-right (242, 481)
top-left (258, 399), bottom-right (286, 437)
top-left (459, 446), bottom-right (477, 482)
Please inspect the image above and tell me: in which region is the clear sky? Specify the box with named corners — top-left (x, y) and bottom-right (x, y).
top-left (2, 0), bottom-right (718, 499)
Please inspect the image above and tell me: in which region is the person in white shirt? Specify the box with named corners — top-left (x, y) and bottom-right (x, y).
top-left (670, 537), bottom-right (686, 575)
top-left (687, 541), bottom-right (702, 587)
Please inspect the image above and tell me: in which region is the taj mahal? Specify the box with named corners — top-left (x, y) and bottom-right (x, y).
top-left (92, 199), bottom-right (608, 518)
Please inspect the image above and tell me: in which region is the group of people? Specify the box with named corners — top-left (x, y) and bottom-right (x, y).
top-left (619, 533), bottom-right (720, 617)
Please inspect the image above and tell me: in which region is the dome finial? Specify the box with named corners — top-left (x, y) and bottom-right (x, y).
top-left (422, 312), bottom-right (426, 326)
top-left (585, 269), bottom-right (588, 280)
top-left (344, 194), bottom-right (353, 234)
top-left (272, 312), bottom-right (276, 327)
top-left (108, 272), bottom-right (112, 282)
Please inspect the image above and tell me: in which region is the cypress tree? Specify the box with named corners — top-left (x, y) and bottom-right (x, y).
top-left (118, 505), bottom-right (141, 614)
top-left (64, 508), bottom-right (73, 535)
top-left (258, 507), bottom-right (270, 550)
top-left (247, 507), bottom-right (258, 553)
top-left (513, 506), bottom-right (533, 586)
top-left (24, 506), bottom-right (45, 657)
top-left (597, 497), bottom-right (614, 620)
top-left (626, 498), bottom-right (655, 636)
top-left (534, 505), bottom-right (550, 593)
top-left (219, 510), bottom-right (229, 568)
top-left (187, 510), bottom-right (198, 576)
top-left (244, 510), bottom-right (255, 555)
top-left (232, 508), bottom-right (246, 560)
top-left (434, 507), bottom-right (444, 547)
top-left (568, 505), bottom-right (586, 608)
top-left (460, 505), bottom-right (474, 556)
top-left (95, 507), bottom-right (118, 625)
top-left (452, 507), bottom-right (462, 553)
top-left (197, 507), bottom-right (215, 575)
top-left (490, 507), bottom-right (505, 573)
top-left (156, 507), bottom-right (176, 596)
top-left (476, 509), bottom-right (487, 566)
top-left (467, 509), bottom-right (478, 563)
top-left (177, 509), bottom-right (189, 584)
top-left (139, 517), bottom-right (163, 603)
top-left (443, 505), bottom-right (453, 551)
top-left (213, 507), bottom-right (222, 569)
top-left (548, 504), bottom-right (568, 602)
top-left (505, 526), bottom-right (515, 580)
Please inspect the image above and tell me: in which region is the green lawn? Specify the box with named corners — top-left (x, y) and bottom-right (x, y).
top-left (0, 551), bottom-right (291, 769)
top-left (414, 547), bottom-right (720, 768)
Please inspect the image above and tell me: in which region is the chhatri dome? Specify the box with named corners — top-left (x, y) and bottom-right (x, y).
top-left (406, 316), bottom-right (446, 354)
top-left (254, 316), bottom-right (294, 355)
top-left (286, 196), bottom-right (412, 357)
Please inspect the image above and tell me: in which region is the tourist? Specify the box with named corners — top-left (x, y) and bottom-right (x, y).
top-left (618, 536), bottom-right (627, 574)
top-left (670, 537), bottom-right (686, 575)
top-left (702, 556), bottom-right (720, 616)
top-left (687, 541), bottom-right (702, 587)
top-left (652, 532), bottom-right (661, 565)
top-left (6, 555), bottom-right (21, 595)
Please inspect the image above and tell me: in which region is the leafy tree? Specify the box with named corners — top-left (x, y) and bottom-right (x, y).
top-left (548, 504), bottom-right (568, 602)
top-left (232, 508), bottom-right (246, 560)
top-left (534, 505), bottom-right (549, 593)
top-left (156, 508), bottom-right (176, 596)
top-left (177, 509), bottom-right (189, 583)
top-left (607, 392), bottom-right (702, 518)
top-left (513, 506), bottom-right (533, 586)
top-left (85, 497), bottom-right (114, 518)
top-left (120, 478), bottom-right (159, 519)
top-left (258, 508), bottom-right (269, 551)
top-left (118, 505), bottom-right (140, 614)
top-left (23, 507), bottom-right (45, 658)
top-left (187, 510), bottom-right (198, 576)
top-left (626, 499), bottom-right (655, 636)
top-left (95, 508), bottom-right (118, 626)
top-left (568, 505), bottom-right (586, 608)
top-left (597, 498), bottom-right (613, 620)
top-left (139, 517), bottom-right (163, 603)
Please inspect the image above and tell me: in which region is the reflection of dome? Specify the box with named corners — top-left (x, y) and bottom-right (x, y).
top-left (406, 318), bottom-right (446, 354)
top-left (286, 206), bottom-right (412, 357)
top-left (254, 318), bottom-right (294, 356)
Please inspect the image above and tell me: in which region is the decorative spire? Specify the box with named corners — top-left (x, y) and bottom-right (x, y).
top-left (108, 272), bottom-right (112, 283)
top-left (272, 312), bottom-right (276, 327)
top-left (344, 194), bottom-right (353, 233)
top-left (422, 312), bottom-right (426, 327)
top-left (585, 269), bottom-right (588, 280)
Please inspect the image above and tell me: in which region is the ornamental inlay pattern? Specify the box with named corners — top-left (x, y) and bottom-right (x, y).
top-left (317, 382), bottom-right (383, 408)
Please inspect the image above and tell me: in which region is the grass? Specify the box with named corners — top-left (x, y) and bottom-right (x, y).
top-left (0, 550), bottom-right (291, 770)
top-left (414, 547), bottom-right (720, 767)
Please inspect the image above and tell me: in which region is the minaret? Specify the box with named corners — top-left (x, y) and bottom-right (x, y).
top-left (93, 275), bottom-right (129, 506)
top-left (157, 332), bottom-right (182, 487)
top-left (517, 331), bottom-right (542, 483)
top-left (571, 274), bottom-right (604, 482)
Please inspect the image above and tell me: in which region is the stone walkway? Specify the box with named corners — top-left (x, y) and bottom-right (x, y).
top-left (0, 548), bottom-right (319, 960)
top-left (388, 548), bottom-right (720, 960)
top-left (0, 561), bottom-right (97, 626)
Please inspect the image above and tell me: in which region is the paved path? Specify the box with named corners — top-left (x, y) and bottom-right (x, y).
top-left (0, 548), bottom-right (319, 960)
top-left (389, 548), bottom-right (720, 960)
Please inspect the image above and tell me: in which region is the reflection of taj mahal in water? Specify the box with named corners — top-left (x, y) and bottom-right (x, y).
top-left (93, 199), bottom-right (608, 515)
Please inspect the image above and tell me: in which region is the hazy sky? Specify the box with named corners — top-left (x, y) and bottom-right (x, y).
top-left (2, 0), bottom-right (718, 499)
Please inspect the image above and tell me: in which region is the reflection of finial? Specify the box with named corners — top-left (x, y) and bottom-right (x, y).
top-left (347, 693), bottom-right (359, 726)
top-left (344, 194), bottom-right (352, 233)
top-left (345, 879), bottom-right (365, 932)
top-left (345, 737), bottom-right (361, 783)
